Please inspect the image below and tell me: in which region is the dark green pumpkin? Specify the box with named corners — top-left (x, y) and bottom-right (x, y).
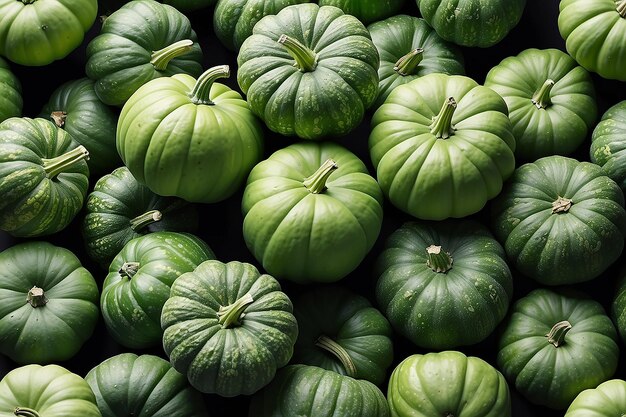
top-left (319, 0), bottom-right (404, 24)
top-left (590, 100), bottom-right (626, 193)
top-left (101, 231), bottom-right (214, 349)
top-left (0, 57), bottom-right (21, 122)
top-left (292, 286), bottom-right (393, 386)
top-left (613, 265), bottom-right (626, 344)
top-left (85, 353), bottom-right (208, 417)
top-left (375, 220), bottom-right (512, 349)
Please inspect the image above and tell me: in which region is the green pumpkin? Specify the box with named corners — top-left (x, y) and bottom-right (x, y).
top-left (242, 141), bottom-right (383, 283)
top-left (485, 48), bottom-right (597, 161)
top-left (318, 0), bottom-right (404, 24)
top-left (565, 379), bottom-right (626, 417)
top-left (0, 57), bottom-right (21, 122)
top-left (237, 3), bottom-right (380, 139)
top-left (249, 365), bottom-right (390, 417)
top-left (368, 15), bottom-right (465, 108)
top-left (416, 0), bottom-right (526, 48)
top-left (388, 351), bottom-right (511, 417)
top-left (0, 117), bottom-right (89, 237)
top-left (558, 0), bottom-right (626, 81)
top-left (591, 100), bottom-right (626, 193)
top-left (117, 65), bottom-right (264, 203)
top-left (86, 0), bottom-right (203, 106)
top-left (292, 286), bottom-right (393, 386)
top-left (491, 155), bottom-right (626, 285)
top-left (369, 72), bottom-right (515, 220)
top-left (85, 353), bottom-right (207, 417)
top-left (40, 78), bottom-right (120, 175)
top-left (101, 232), bottom-right (214, 349)
top-left (0, 0), bottom-right (97, 66)
top-left (0, 364), bottom-right (101, 417)
top-left (375, 220), bottom-right (512, 349)
top-left (161, 0), bottom-right (216, 11)
top-left (613, 266), bottom-right (626, 344)
top-left (214, 0), bottom-right (310, 51)
top-left (82, 166), bottom-right (199, 268)
top-left (0, 241), bottom-right (99, 364)
top-left (498, 288), bottom-right (619, 410)
top-left (161, 260), bottom-right (299, 397)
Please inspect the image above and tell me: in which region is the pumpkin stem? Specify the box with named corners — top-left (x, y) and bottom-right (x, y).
top-left (42, 145), bottom-right (89, 179)
top-left (315, 335), bottom-right (358, 378)
top-left (150, 39), bottom-right (194, 71)
top-left (278, 34), bottom-right (318, 72)
top-left (129, 210), bottom-right (162, 231)
top-left (617, 0), bottom-right (626, 18)
top-left (303, 159), bottom-right (338, 194)
top-left (430, 97), bottom-right (457, 139)
top-left (189, 65), bottom-right (230, 105)
top-left (26, 287), bottom-right (47, 308)
top-left (218, 293), bottom-right (254, 328)
top-left (50, 111), bottom-right (67, 128)
top-left (394, 48), bottom-right (424, 76)
top-left (426, 245), bottom-right (453, 273)
top-left (545, 320), bottom-right (572, 347)
top-left (119, 262), bottom-right (140, 279)
top-left (552, 196), bottom-right (573, 214)
top-left (14, 407), bottom-right (40, 417)
top-left (531, 79), bottom-right (555, 109)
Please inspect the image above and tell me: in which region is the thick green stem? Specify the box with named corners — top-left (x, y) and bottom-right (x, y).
top-left (50, 111), bottom-right (67, 128)
top-left (14, 407), bottom-right (40, 417)
top-left (546, 320), bottom-right (572, 347)
top-left (394, 48), bottom-right (424, 76)
top-left (430, 97), bottom-right (457, 139)
top-left (618, 0), bottom-right (626, 18)
top-left (552, 196), bottom-right (573, 214)
top-left (42, 145), bottom-right (89, 179)
top-left (315, 335), bottom-right (357, 377)
top-left (303, 159), bottom-right (338, 194)
top-left (129, 210), bottom-right (162, 231)
top-left (278, 34), bottom-right (318, 72)
top-left (189, 65), bottom-right (230, 105)
top-left (26, 287), bottom-right (47, 308)
top-left (531, 79), bottom-right (555, 109)
top-left (426, 245), bottom-right (453, 273)
top-left (218, 293), bottom-right (254, 328)
top-left (119, 262), bottom-right (140, 279)
top-left (150, 39), bottom-right (194, 71)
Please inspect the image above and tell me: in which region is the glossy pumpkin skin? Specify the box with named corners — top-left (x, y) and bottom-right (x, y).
top-left (237, 3), bottom-right (380, 139)
top-left (498, 289), bottom-right (619, 410)
top-left (117, 68), bottom-right (264, 203)
top-left (0, 57), bottom-right (21, 122)
top-left (82, 166), bottom-right (199, 268)
top-left (101, 232), bottom-right (214, 349)
top-left (85, 353), bottom-right (208, 417)
top-left (375, 220), bottom-right (512, 350)
top-left (249, 365), bottom-right (390, 417)
top-left (318, 0), bottom-right (404, 24)
top-left (491, 155), bottom-right (626, 285)
top-left (40, 78), bottom-right (120, 175)
top-left (613, 266), bottom-right (626, 344)
top-left (86, 0), bottom-right (203, 106)
top-left (388, 351), bottom-right (511, 417)
top-left (161, 260), bottom-right (299, 397)
top-left (369, 73), bottom-right (515, 220)
top-left (214, 0), bottom-right (310, 51)
top-left (0, 0), bottom-right (97, 66)
top-left (564, 379), bottom-right (626, 417)
top-left (558, 0), bottom-right (626, 81)
top-left (292, 286), bottom-right (393, 386)
top-left (591, 101), bottom-right (626, 193)
top-left (242, 142), bottom-right (384, 283)
top-left (0, 364), bottom-right (101, 417)
top-left (0, 241), bottom-right (100, 364)
top-left (368, 15), bottom-right (465, 108)
top-left (0, 117), bottom-right (89, 237)
top-left (485, 48), bottom-right (597, 161)
top-left (416, 0), bottom-right (526, 48)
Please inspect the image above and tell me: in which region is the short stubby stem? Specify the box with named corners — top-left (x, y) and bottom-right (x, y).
top-left (218, 293), bottom-right (254, 328)
top-left (278, 34), bottom-right (318, 72)
top-left (426, 245), bottom-right (453, 273)
top-left (303, 159), bottom-right (338, 194)
top-left (129, 210), bottom-right (162, 231)
top-left (42, 145), bottom-right (89, 179)
top-left (119, 262), bottom-right (140, 279)
top-left (14, 407), bottom-right (40, 417)
top-left (50, 111), bottom-right (67, 128)
top-left (394, 48), bottom-right (424, 76)
top-left (151, 39), bottom-right (194, 71)
top-left (189, 65), bottom-right (230, 105)
top-left (26, 287), bottom-right (47, 308)
top-left (430, 97), bottom-right (457, 139)
top-left (315, 335), bottom-right (357, 377)
top-left (552, 196), bottom-right (573, 214)
top-left (531, 79), bottom-right (555, 109)
top-left (617, 0), bottom-right (626, 18)
top-left (546, 320), bottom-right (572, 347)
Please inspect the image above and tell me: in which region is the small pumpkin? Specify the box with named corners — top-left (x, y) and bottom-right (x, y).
top-left (0, 57), bottom-right (21, 122)
top-left (590, 100), bottom-right (626, 193)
